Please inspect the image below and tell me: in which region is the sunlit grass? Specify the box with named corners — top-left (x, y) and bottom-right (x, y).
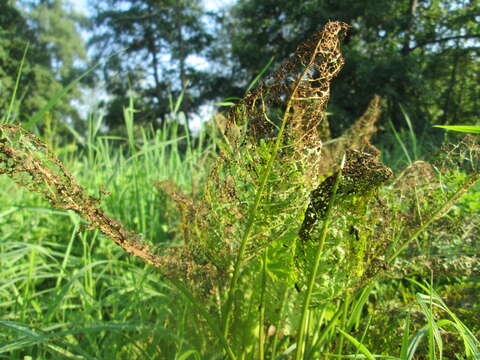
top-left (1, 23), bottom-right (479, 359)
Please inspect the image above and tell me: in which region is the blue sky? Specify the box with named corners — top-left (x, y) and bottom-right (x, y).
top-left (71, 0), bottom-right (234, 14)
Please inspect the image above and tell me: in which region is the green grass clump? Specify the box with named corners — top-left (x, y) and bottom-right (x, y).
top-left (1, 102), bottom-right (216, 358)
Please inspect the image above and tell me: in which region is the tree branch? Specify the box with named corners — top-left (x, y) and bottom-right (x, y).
top-left (409, 34), bottom-right (480, 52)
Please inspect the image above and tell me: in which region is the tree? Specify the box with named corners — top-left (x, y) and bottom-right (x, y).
top-left (223, 0), bottom-right (480, 135)
top-left (88, 0), bottom-right (213, 129)
top-left (0, 0), bottom-right (86, 127)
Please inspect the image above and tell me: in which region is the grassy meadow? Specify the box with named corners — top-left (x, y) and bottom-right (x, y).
top-left (1, 23), bottom-right (480, 360)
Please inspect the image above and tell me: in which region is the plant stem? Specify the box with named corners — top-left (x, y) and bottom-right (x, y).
top-left (258, 249), bottom-right (268, 360)
top-left (221, 37), bottom-right (327, 339)
top-left (168, 278), bottom-right (237, 360)
top-left (337, 292), bottom-right (350, 355)
top-left (271, 285), bottom-right (289, 359)
top-left (314, 307), bottom-right (343, 349)
top-left (221, 112), bottom-right (289, 337)
top-left (295, 154), bottom-right (346, 360)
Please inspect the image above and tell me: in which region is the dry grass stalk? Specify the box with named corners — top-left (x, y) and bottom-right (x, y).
top-left (0, 124), bottom-right (161, 266)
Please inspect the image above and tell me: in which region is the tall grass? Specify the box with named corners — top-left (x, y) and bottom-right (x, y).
top-left (0, 97), bottom-right (218, 358)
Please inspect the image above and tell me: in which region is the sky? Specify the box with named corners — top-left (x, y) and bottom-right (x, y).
top-left (71, 0), bottom-right (233, 14)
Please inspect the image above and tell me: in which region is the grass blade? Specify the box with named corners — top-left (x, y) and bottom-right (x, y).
top-left (433, 125), bottom-right (480, 134)
top-left (337, 328), bottom-right (375, 360)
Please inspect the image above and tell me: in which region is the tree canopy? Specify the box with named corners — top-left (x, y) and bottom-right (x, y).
top-left (88, 0), bottom-right (214, 128)
top-left (223, 0), bottom-right (480, 134)
top-left (0, 0), bottom-right (86, 125)
top-left (2, 0), bottom-right (478, 136)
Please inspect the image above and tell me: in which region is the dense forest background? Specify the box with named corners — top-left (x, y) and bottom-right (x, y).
top-left (1, 0), bottom-right (479, 138)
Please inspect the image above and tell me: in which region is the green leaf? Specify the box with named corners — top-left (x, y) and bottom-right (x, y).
top-left (4, 43), bottom-right (29, 124)
top-left (337, 328), bottom-right (376, 360)
top-left (245, 56), bottom-right (275, 93)
top-left (433, 125), bottom-right (480, 134)
top-left (399, 314), bottom-right (411, 360)
top-left (24, 63), bottom-right (99, 130)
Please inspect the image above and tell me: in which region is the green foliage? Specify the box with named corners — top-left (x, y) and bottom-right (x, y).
top-left (155, 23), bottom-right (480, 358)
top-left (223, 0), bottom-right (479, 134)
top-left (434, 125), bottom-right (480, 134)
top-left (88, 0), bottom-right (213, 129)
top-left (0, 0), bottom-right (86, 125)
top-left (0, 102), bottom-right (214, 358)
top-left (1, 20), bottom-right (480, 360)
top-left (337, 282), bottom-right (480, 360)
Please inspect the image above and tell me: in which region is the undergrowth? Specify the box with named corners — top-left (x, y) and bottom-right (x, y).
top-left (1, 21), bottom-right (479, 359)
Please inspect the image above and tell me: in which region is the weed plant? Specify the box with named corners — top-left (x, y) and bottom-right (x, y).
top-left (1, 21), bottom-right (479, 359)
